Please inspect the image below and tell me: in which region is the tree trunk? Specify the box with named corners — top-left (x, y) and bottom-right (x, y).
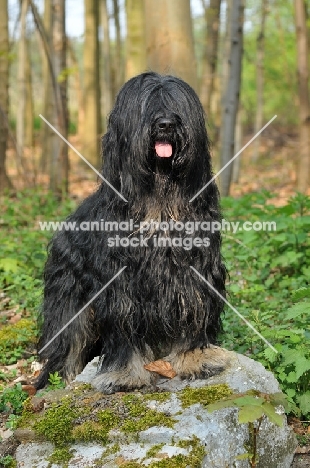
top-left (25, 38), bottom-right (34, 147)
top-left (68, 39), bottom-right (84, 138)
top-left (232, 106), bottom-right (243, 183)
top-left (212, 0), bottom-right (231, 154)
top-left (200, 0), bottom-right (221, 116)
top-left (125, 0), bottom-right (147, 80)
top-left (113, 0), bottom-right (123, 93)
top-left (101, 0), bottom-right (112, 132)
top-left (0, 0), bottom-right (12, 191)
top-left (294, 0), bottom-right (310, 193)
top-left (252, 0), bottom-right (268, 162)
top-left (83, 0), bottom-right (101, 167)
top-left (221, 0), bottom-right (232, 102)
top-left (219, 0), bottom-right (244, 196)
top-left (144, 0), bottom-right (197, 91)
top-left (40, 0), bottom-right (53, 172)
top-left (16, 0), bottom-right (29, 156)
top-left (50, 0), bottom-right (68, 195)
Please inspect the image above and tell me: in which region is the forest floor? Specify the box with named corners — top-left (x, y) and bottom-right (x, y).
top-left (1, 130), bottom-right (310, 466)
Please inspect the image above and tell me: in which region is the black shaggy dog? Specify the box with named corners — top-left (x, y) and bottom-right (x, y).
top-left (37, 72), bottom-right (227, 393)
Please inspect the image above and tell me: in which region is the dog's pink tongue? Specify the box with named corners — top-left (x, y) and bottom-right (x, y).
top-left (155, 142), bottom-right (172, 158)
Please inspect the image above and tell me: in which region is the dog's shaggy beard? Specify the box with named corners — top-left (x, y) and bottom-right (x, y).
top-left (36, 73), bottom-right (227, 393)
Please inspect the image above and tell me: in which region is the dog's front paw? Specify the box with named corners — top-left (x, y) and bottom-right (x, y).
top-left (91, 367), bottom-right (155, 394)
top-left (166, 346), bottom-right (231, 380)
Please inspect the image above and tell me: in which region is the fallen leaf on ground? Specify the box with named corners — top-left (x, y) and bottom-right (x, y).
top-left (8, 313), bottom-right (22, 324)
top-left (144, 360), bottom-right (177, 378)
top-left (22, 385), bottom-right (37, 396)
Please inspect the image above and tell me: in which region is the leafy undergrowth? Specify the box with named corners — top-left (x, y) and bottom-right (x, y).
top-left (0, 188), bottom-right (76, 311)
top-left (221, 191), bottom-right (310, 420)
top-left (0, 188), bottom-right (309, 436)
top-left (0, 188), bottom-right (76, 381)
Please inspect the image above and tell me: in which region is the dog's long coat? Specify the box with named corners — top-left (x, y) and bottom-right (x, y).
top-left (37, 73), bottom-right (227, 393)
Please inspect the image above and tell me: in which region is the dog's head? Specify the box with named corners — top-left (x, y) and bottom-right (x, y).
top-left (102, 73), bottom-right (213, 200)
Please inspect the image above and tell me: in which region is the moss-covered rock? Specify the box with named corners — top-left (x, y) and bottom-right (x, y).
top-left (15, 353), bottom-right (298, 468)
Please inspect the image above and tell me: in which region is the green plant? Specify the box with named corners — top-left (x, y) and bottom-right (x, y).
top-left (5, 413), bottom-right (20, 430)
top-left (0, 369), bottom-right (18, 382)
top-left (296, 433), bottom-right (310, 446)
top-left (208, 391), bottom-right (286, 467)
top-left (0, 455), bottom-right (17, 468)
top-left (260, 289), bottom-right (310, 418)
top-left (0, 188), bottom-right (76, 312)
top-left (0, 383), bottom-right (28, 414)
top-left (47, 371), bottom-right (66, 390)
top-left (0, 189), bottom-right (77, 366)
top-left (0, 319), bottom-right (37, 365)
top-left (221, 192), bottom-right (310, 419)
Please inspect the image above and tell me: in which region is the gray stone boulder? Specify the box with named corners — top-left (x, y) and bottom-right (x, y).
top-left (15, 350), bottom-right (297, 468)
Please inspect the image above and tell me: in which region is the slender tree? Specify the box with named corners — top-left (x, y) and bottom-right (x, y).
top-left (221, 0), bottom-right (231, 101)
top-left (232, 106), bottom-right (243, 183)
top-left (144, 0), bottom-right (197, 90)
top-left (101, 0), bottom-right (112, 131)
top-left (16, 0), bottom-right (29, 155)
top-left (113, 0), bottom-right (123, 93)
top-left (50, 0), bottom-right (68, 195)
top-left (0, 0), bottom-right (12, 191)
top-left (200, 0), bottom-right (222, 116)
top-left (219, 0), bottom-right (244, 196)
top-left (125, 0), bottom-right (146, 80)
top-left (294, 0), bottom-right (310, 192)
top-left (40, 0), bottom-right (53, 172)
top-left (252, 0), bottom-right (268, 162)
top-left (83, 0), bottom-right (101, 166)
top-left (68, 39), bottom-right (84, 138)
top-left (25, 38), bottom-right (34, 147)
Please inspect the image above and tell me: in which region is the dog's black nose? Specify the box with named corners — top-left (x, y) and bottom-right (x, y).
top-left (157, 118), bottom-right (175, 131)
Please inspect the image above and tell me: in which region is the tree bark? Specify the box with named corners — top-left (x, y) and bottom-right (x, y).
top-left (40, 0), bottom-right (53, 172)
top-left (113, 0), bottom-right (123, 93)
top-left (50, 0), bottom-right (68, 195)
top-left (31, 0), bottom-right (67, 191)
top-left (219, 0), bottom-right (244, 196)
top-left (144, 0), bottom-right (197, 91)
top-left (16, 0), bottom-right (29, 156)
top-left (25, 38), bottom-right (34, 147)
top-left (68, 39), bottom-right (84, 138)
top-left (125, 0), bottom-right (146, 80)
top-left (221, 0), bottom-right (231, 102)
top-left (213, 0), bottom-right (231, 153)
top-left (294, 0), bottom-right (310, 193)
top-left (101, 0), bottom-right (112, 132)
top-left (252, 0), bottom-right (268, 162)
top-left (0, 0), bottom-right (12, 191)
top-left (83, 0), bottom-right (101, 167)
top-left (232, 106), bottom-right (243, 183)
top-left (200, 0), bottom-right (221, 116)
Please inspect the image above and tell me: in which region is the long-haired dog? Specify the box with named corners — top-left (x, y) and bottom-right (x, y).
top-left (37, 72), bottom-right (227, 393)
